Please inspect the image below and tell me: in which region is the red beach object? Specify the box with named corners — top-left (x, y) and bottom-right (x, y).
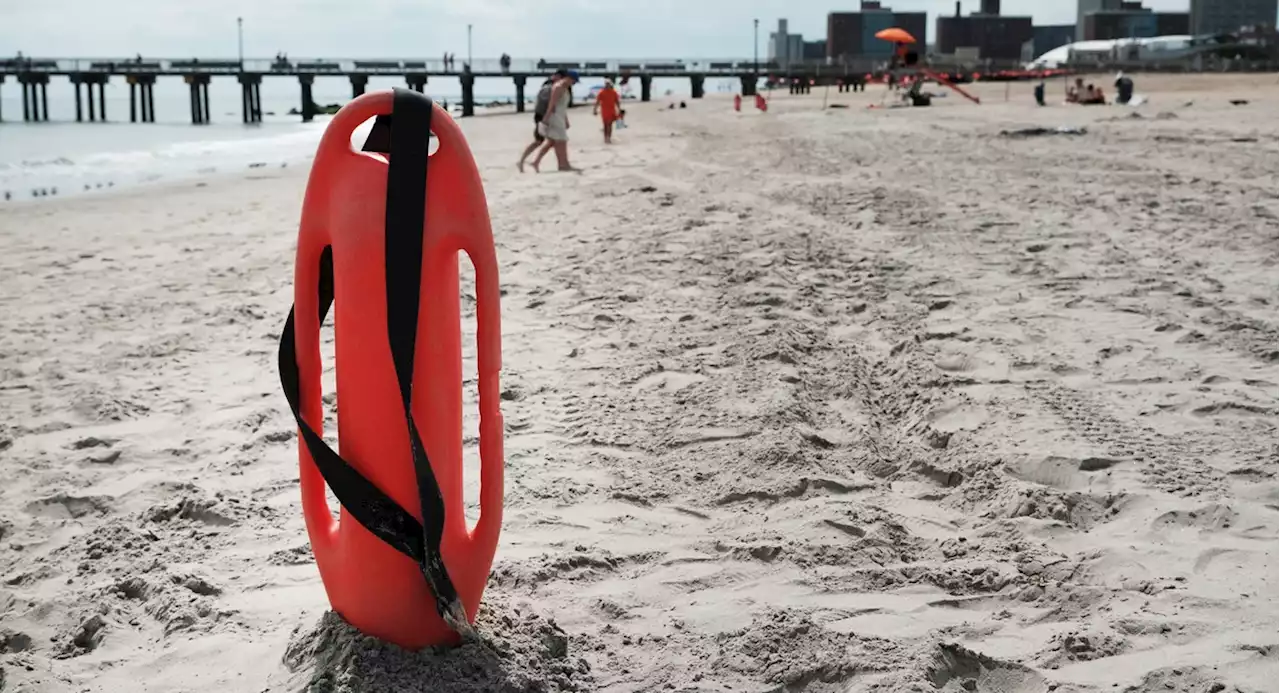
top-left (279, 89), bottom-right (504, 650)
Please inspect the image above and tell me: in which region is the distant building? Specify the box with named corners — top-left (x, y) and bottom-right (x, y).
top-left (803, 40), bottom-right (827, 61)
top-left (1083, 2), bottom-right (1189, 40)
top-left (1190, 0), bottom-right (1278, 36)
top-left (1077, 0), bottom-right (1123, 40)
top-left (769, 19), bottom-right (806, 67)
top-left (1032, 24), bottom-right (1077, 56)
top-left (936, 1), bottom-right (1034, 61)
top-left (827, 1), bottom-right (928, 61)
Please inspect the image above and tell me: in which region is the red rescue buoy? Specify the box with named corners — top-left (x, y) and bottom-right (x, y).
top-left (734, 94), bottom-right (742, 111)
top-left (278, 89), bottom-right (504, 650)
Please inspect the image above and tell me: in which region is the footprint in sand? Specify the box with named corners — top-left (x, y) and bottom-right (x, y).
top-left (924, 643), bottom-right (1051, 692)
top-left (1005, 456), bottom-right (1127, 491)
top-left (927, 403), bottom-right (988, 432)
top-left (1151, 503), bottom-right (1236, 531)
top-left (632, 370), bottom-right (706, 392)
top-left (24, 494), bottom-right (112, 520)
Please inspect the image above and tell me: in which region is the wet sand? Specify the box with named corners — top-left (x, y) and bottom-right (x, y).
top-left (0, 73), bottom-right (1276, 693)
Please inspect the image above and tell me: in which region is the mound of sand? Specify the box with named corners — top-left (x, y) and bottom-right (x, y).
top-left (281, 600), bottom-right (592, 693)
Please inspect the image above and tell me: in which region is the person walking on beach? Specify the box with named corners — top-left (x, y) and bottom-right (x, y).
top-left (529, 70), bottom-right (579, 172)
top-left (517, 69), bottom-right (566, 172)
top-left (593, 79), bottom-right (621, 144)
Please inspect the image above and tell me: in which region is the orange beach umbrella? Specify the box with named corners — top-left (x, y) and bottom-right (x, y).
top-left (874, 27), bottom-right (917, 44)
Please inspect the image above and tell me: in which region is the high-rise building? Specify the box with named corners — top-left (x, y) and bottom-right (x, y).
top-left (1081, 2), bottom-right (1189, 40)
top-left (827, 1), bottom-right (928, 61)
top-left (1031, 24), bottom-right (1077, 56)
top-left (1083, 10), bottom-right (1189, 39)
top-left (937, 0), bottom-right (1034, 60)
top-left (1190, 0), bottom-right (1278, 35)
top-left (1077, 0), bottom-right (1122, 40)
top-left (768, 18), bottom-right (806, 67)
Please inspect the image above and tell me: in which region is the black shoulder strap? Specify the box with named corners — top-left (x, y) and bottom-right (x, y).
top-left (278, 89), bottom-right (471, 637)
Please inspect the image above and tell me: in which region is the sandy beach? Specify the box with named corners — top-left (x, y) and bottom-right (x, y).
top-left (0, 73), bottom-right (1276, 693)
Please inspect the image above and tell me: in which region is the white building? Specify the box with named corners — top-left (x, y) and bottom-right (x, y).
top-left (1027, 35), bottom-right (1195, 67)
top-left (1190, 0), bottom-right (1278, 35)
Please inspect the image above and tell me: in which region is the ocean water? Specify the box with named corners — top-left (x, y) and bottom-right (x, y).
top-left (0, 75), bottom-right (704, 202)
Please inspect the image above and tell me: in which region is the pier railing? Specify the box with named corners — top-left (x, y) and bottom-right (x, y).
top-left (0, 57), bottom-right (784, 76)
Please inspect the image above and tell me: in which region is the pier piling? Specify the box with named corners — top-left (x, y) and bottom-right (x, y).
top-left (350, 74), bottom-right (367, 98)
top-left (19, 75), bottom-right (50, 122)
top-left (74, 78), bottom-right (84, 122)
top-left (140, 77), bottom-right (156, 122)
top-left (690, 75), bottom-right (705, 99)
top-left (514, 76), bottom-right (526, 113)
top-left (405, 74), bottom-right (426, 93)
top-left (298, 74), bottom-right (315, 122)
top-left (461, 74), bottom-right (475, 117)
top-left (127, 75), bottom-right (156, 123)
top-left (640, 75), bottom-right (652, 102)
top-left (186, 74), bottom-right (210, 124)
top-left (238, 74), bottom-right (262, 123)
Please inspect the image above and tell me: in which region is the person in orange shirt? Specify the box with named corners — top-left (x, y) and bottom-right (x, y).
top-left (593, 79), bottom-right (621, 144)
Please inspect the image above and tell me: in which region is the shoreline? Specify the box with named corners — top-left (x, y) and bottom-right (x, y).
top-left (0, 96), bottom-right (664, 205)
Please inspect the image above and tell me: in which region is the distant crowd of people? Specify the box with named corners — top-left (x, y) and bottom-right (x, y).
top-left (1067, 77), bottom-right (1107, 105)
top-left (1065, 73), bottom-right (1134, 105)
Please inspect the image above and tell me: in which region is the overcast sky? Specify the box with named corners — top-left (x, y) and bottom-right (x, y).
top-left (4, 0), bottom-right (1195, 59)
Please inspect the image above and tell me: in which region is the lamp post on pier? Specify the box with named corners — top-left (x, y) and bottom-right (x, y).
top-left (467, 24), bottom-right (473, 68)
top-left (753, 18), bottom-right (759, 77)
top-left (237, 17), bottom-right (244, 71)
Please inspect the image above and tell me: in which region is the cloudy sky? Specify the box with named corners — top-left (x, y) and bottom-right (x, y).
top-left (5, 0), bottom-right (1195, 59)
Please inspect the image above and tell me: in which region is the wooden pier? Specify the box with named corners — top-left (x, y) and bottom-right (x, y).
top-left (0, 56), bottom-right (799, 124)
top-left (0, 55), bottom-right (1057, 126)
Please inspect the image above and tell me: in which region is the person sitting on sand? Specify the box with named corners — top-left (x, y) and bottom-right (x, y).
top-left (1114, 71), bottom-right (1134, 105)
top-left (1066, 77), bottom-right (1085, 103)
top-left (891, 42), bottom-right (918, 70)
top-left (1080, 84), bottom-right (1106, 105)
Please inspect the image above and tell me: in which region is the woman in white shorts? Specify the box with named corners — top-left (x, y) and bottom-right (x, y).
top-left (531, 70), bottom-right (578, 172)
